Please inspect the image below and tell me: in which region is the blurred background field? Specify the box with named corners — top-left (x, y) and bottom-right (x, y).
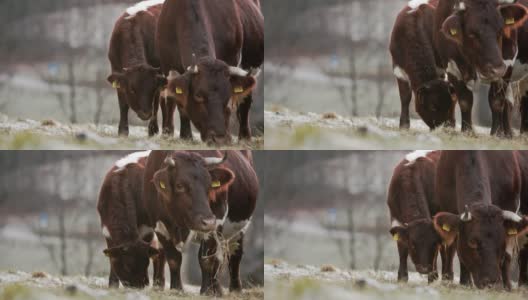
top-left (0, 0), bottom-right (263, 147)
top-left (0, 151), bottom-right (264, 298)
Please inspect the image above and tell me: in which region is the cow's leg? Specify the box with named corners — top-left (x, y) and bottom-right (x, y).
top-left (397, 79), bottom-right (412, 130)
top-left (502, 252), bottom-right (512, 290)
top-left (198, 236), bottom-right (223, 296)
top-left (428, 248), bottom-right (439, 283)
top-left (156, 233), bottom-right (183, 290)
top-left (148, 92), bottom-right (160, 137)
top-left (109, 265), bottom-right (119, 288)
top-left (519, 242), bottom-right (528, 286)
top-left (440, 244), bottom-right (455, 281)
top-left (459, 260), bottom-right (471, 286)
top-left (521, 93), bottom-right (528, 134)
top-left (162, 99), bottom-right (177, 136)
top-left (488, 82), bottom-right (512, 137)
top-left (451, 80), bottom-right (473, 133)
top-left (237, 94), bottom-right (253, 141)
top-left (117, 92), bottom-right (129, 136)
top-left (179, 114), bottom-right (193, 140)
top-left (502, 97), bottom-right (513, 138)
top-left (397, 242), bottom-right (409, 282)
top-left (152, 250), bottom-right (166, 289)
top-left (229, 233), bottom-right (244, 292)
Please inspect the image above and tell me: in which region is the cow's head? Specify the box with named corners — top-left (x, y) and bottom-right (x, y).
top-left (390, 219), bottom-right (441, 274)
top-left (103, 237), bottom-right (159, 288)
top-left (434, 204), bottom-right (528, 288)
top-left (415, 79), bottom-right (455, 129)
top-left (441, 0), bottom-right (528, 81)
top-left (165, 56), bottom-right (258, 145)
top-left (107, 64), bottom-right (167, 120)
top-left (152, 152), bottom-right (235, 232)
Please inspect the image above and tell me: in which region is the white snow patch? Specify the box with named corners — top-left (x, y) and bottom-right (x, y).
top-left (125, 0), bottom-right (165, 18)
top-left (404, 150), bottom-right (433, 166)
top-left (115, 150), bottom-right (151, 172)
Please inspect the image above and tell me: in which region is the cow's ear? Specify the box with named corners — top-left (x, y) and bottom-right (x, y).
top-left (433, 212), bottom-right (460, 246)
top-left (500, 4), bottom-right (528, 30)
top-left (209, 167), bottom-right (235, 192)
top-left (230, 75), bottom-right (256, 105)
top-left (156, 75), bottom-right (168, 88)
top-left (504, 216), bottom-right (528, 237)
top-left (107, 73), bottom-right (125, 89)
top-left (167, 73), bottom-right (191, 109)
top-left (389, 226), bottom-right (408, 243)
top-left (441, 14), bottom-right (463, 45)
top-left (103, 245), bottom-right (126, 257)
top-left (152, 168), bottom-right (172, 201)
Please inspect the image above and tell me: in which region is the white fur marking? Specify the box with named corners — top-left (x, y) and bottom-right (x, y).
top-left (138, 225), bottom-right (154, 240)
top-left (102, 226), bottom-right (111, 239)
top-left (155, 221), bottom-right (170, 239)
top-left (466, 80), bottom-right (475, 92)
top-left (391, 219), bottom-right (404, 228)
top-left (150, 232), bottom-right (161, 249)
top-left (503, 210), bottom-right (522, 222)
top-left (228, 66), bottom-right (249, 77)
top-left (506, 84), bottom-right (514, 105)
top-left (222, 218), bottom-right (251, 240)
top-left (447, 60), bottom-right (462, 80)
top-left (216, 204), bottom-right (230, 227)
top-left (408, 0), bottom-right (429, 10)
top-left (404, 150), bottom-right (433, 166)
top-left (125, 0), bottom-right (165, 19)
top-left (454, 2), bottom-right (466, 10)
top-left (393, 66), bottom-right (409, 82)
top-left (498, 0), bottom-right (515, 3)
top-left (114, 150), bottom-right (151, 172)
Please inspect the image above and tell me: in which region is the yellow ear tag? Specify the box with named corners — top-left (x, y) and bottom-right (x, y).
top-left (450, 28), bottom-right (458, 36)
top-left (234, 86), bottom-right (244, 94)
top-left (112, 81), bottom-right (120, 89)
top-left (175, 87), bottom-right (183, 94)
top-left (508, 228), bottom-right (518, 236)
top-left (442, 224), bottom-right (451, 232)
top-left (159, 181), bottom-right (166, 189)
top-left (211, 181), bottom-right (221, 188)
top-left (505, 17), bottom-right (515, 25)
top-left (393, 233), bottom-right (400, 241)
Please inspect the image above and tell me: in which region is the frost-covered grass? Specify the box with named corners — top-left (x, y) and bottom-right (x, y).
top-left (264, 108), bottom-right (528, 150)
top-left (0, 270), bottom-right (263, 300)
top-left (264, 261), bottom-right (528, 300)
top-left (0, 114), bottom-right (263, 150)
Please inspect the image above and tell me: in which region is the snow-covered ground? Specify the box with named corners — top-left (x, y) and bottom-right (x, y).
top-left (265, 261), bottom-right (528, 300)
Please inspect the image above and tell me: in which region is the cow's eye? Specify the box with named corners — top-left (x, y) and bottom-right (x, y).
top-left (175, 183), bottom-right (186, 193)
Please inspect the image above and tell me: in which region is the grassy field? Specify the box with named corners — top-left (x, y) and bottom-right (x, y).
top-left (265, 260), bottom-right (528, 300)
top-left (0, 114), bottom-right (263, 150)
top-left (0, 270), bottom-right (263, 300)
top-left (264, 108), bottom-right (528, 150)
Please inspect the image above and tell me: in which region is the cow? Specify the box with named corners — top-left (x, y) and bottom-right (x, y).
top-left (140, 150), bottom-right (258, 296)
top-left (433, 151), bottom-right (528, 289)
top-left (388, 150), bottom-right (443, 283)
top-left (107, 0), bottom-right (167, 137)
top-left (97, 151), bottom-right (162, 288)
top-left (156, 0), bottom-right (264, 145)
top-left (515, 150), bottom-right (528, 286)
top-left (390, 3), bottom-right (456, 130)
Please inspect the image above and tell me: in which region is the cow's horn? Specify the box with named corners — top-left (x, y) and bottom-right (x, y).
top-left (503, 210), bottom-right (522, 222)
top-left (203, 152), bottom-right (228, 167)
top-left (164, 156), bottom-right (176, 167)
top-left (460, 205), bottom-right (472, 222)
top-left (190, 53), bottom-right (199, 74)
top-left (228, 66), bottom-right (249, 77)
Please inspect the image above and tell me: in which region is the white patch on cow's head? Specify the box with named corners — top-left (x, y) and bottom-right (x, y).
top-left (393, 66), bottom-right (410, 82)
top-left (391, 219), bottom-right (404, 229)
top-left (138, 225), bottom-right (154, 240)
top-left (223, 218), bottom-right (252, 240)
top-left (404, 150), bottom-right (433, 166)
top-left (102, 226), bottom-right (111, 239)
top-left (155, 221), bottom-right (170, 240)
top-left (114, 150), bottom-right (151, 172)
top-left (503, 210), bottom-right (522, 222)
top-left (125, 0), bottom-right (165, 19)
top-left (447, 60), bottom-right (462, 80)
top-left (408, 0), bottom-right (429, 10)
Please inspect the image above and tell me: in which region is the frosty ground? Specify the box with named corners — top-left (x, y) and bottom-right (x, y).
top-left (0, 270), bottom-right (262, 300)
top-left (265, 261), bottom-right (528, 300)
top-left (265, 108), bottom-right (528, 150)
top-left (0, 114), bottom-right (263, 150)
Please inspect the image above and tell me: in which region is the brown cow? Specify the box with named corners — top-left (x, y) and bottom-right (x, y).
top-left (107, 1), bottom-right (167, 137)
top-left (388, 151), bottom-right (443, 283)
top-left (433, 151), bottom-right (528, 289)
top-left (97, 151), bottom-right (161, 288)
top-left (156, 0), bottom-right (264, 145)
top-left (141, 150), bottom-right (258, 296)
top-left (516, 151), bottom-right (528, 286)
top-left (390, 3), bottom-right (456, 130)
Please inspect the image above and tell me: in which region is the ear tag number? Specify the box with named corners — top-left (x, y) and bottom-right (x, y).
top-left (505, 17), bottom-right (515, 25)
top-left (393, 233), bottom-right (400, 241)
top-left (507, 228), bottom-right (518, 236)
top-left (175, 87), bottom-right (183, 94)
top-left (234, 86), bottom-right (244, 94)
top-left (211, 181), bottom-right (221, 188)
top-left (112, 81), bottom-right (120, 89)
top-left (450, 28), bottom-right (458, 36)
top-left (442, 224), bottom-right (451, 232)
top-left (159, 181), bottom-right (166, 189)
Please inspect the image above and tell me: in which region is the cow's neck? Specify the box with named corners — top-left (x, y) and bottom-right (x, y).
top-left (433, 0), bottom-right (459, 65)
top-left (123, 26), bottom-right (148, 67)
top-left (454, 151), bottom-right (493, 207)
top-left (399, 178), bottom-right (432, 222)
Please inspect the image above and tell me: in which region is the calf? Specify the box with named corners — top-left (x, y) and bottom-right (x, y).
top-left (97, 151), bottom-right (161, 288)
top-left (141, 150), bottom-right (258, 296)
top-left (156, 0), bottom-right (264, 144)
top-left (433, 151), bottom-right (528, 289)
top-left (390, 2), bottom-right (456, 130)
top-left (107, 0), bottom-right (167, 137)
top-left (388, 150), bottom-right (443, 283)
